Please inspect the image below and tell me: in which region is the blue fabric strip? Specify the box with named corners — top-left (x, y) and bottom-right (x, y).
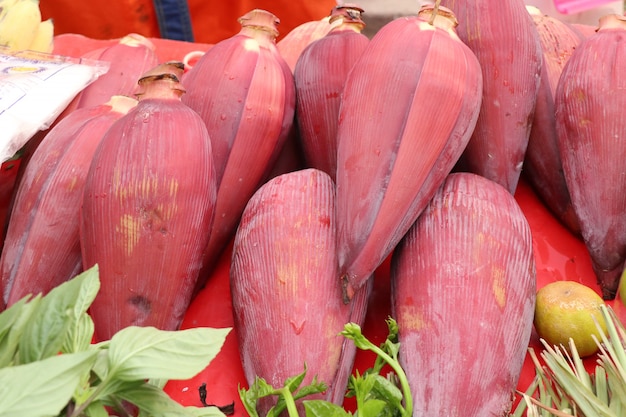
top-left (152, 0), bottom-right (195, 42)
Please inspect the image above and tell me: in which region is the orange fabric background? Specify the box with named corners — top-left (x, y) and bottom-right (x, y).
top-left (40, 0), bottom-right (338, 43)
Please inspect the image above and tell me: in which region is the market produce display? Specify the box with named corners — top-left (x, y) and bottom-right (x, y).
top-left (1, 0), bottom-right (626, 416)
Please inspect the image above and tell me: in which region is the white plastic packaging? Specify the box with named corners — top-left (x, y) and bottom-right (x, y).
top-left (0, 48), bottom-right (109, 163)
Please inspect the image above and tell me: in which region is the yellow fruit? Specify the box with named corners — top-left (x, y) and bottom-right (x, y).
top-left (0, 0), bottom-right (42, 51)
top-left (28, 18), bottom-right (53, 53)
top-left (534, 280), bottom-right (607, 357)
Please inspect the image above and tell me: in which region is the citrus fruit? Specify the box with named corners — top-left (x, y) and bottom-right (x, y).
top-left (534, 280), bottom-right (607, 357)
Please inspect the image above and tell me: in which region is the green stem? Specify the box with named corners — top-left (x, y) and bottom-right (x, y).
top-left (69, 376), bottom-right (110, 417)
top-left (276, 387), bottom-right (300, 417)
top-left (365, 344), bottom-right (413, 417)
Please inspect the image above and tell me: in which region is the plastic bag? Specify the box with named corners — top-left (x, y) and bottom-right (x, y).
top-left (0, 48), bottom-right (109, 163)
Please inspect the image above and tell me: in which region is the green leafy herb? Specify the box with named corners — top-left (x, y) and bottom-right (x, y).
top-left (240, 366), bottom-right (328, 417)
top-left (0, 350), bottom-right (97, 417)
top-left (0, 265), bottom-right (231, 417)
top-left (18, 265), bottom-right (98, 363)
top-left (107, 325), bottom-right (230, 381)
top-left (239, 317), bottom-right (413, 417)
top-left (342, 319), bottom-right (411, 417)
top-left (0, 296), bottom-right (31, 367)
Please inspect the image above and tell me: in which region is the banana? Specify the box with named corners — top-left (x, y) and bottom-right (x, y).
top-left (28, 18), bottom-right (53, 53)
top-left (0, 0), bottom-right (42, 51)
top-left (0, 0), bottom-right (21, 21)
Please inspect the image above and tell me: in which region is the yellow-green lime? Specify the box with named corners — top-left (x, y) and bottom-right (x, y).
top-left (534, 280), bottom-right (607, 357)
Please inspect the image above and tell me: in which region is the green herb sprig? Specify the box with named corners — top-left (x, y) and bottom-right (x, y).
top-left (239, 317), bottom-right (413, 417)
top-left (0, 265), bottom-right (230, 417)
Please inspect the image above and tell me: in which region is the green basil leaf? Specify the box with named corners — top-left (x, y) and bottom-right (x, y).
top-left (293, 376), bottom-right (327, 400)
top-left (350, 373), bottom-right (377, 402)
top-left (303, 400), bottom-right (350, 417)
top-left (19, 268), bottom-right (99, 363)
top-left (91, 348), bottom-right (110, 382)
top-left (0, 296), bottom-right (31, 367)
top-left (71, 265), bottom-right (100, 317)
top-left (149, 377), bottom-right (169, 389)
top-left (358, 399), bottom-right (388, 417)
top-left (0, 350), bottom-right (97, 417)
top-left (84, 400), bottom-right (109, 417)
top-left (239, 378), bottom-right (272, 417)
top-left (63, 312), bottom-right (95, 353)
top-left (116, 381), bottom-right (226, 417)
top-left (62, 265), bottom-right (100, 353)
top-left (0, 295), bottom-right (42, 366)
top-left (370, 374), bottom-right (403, 408)
top-left (283, 366), bottom-right (308, 393)
top-left (0, 296), bottom-right (28, 340)
top-left (181, 406), bottom-right (229, 417)
top-left (95, 378), bottom-right (146, 402)
top-left (108, 326), bottom-right (231, 381)
top-left (243, 377), bottom-right (277, 399)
